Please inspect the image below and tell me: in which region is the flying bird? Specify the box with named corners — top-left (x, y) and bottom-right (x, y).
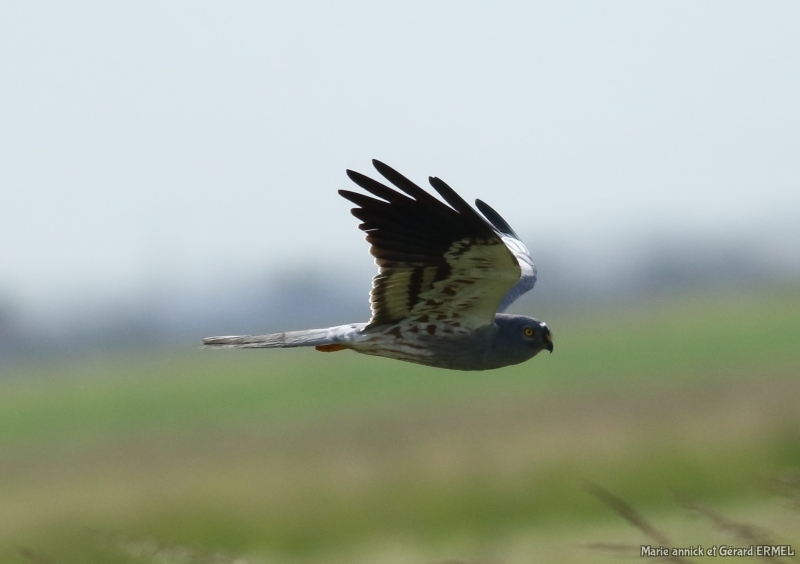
top-left (203, 160), bottom-right (552, 370)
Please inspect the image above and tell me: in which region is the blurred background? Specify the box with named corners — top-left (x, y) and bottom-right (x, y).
top-left (1, 2), bottom-right (798, 563)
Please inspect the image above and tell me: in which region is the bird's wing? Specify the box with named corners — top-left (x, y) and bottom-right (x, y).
top-left (474, 199), bottom-right (537, 312)
top-left (339, 160), bottom-right (526, 331)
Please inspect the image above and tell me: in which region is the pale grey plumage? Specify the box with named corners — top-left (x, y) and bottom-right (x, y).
top-left (203, 160), bottom-right (552, 371)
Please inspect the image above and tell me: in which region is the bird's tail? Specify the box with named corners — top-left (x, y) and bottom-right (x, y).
top-left (202, 323), bottom-right (366, 350)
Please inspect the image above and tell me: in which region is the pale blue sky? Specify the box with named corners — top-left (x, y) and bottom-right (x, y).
top-left (2, 2), bottom-right (799, 313)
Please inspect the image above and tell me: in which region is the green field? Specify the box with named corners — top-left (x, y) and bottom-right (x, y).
top-left (2, 288), bottom-right (799, 563)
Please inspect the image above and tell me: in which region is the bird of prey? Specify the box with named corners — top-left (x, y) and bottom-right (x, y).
top-left (203, 160), bottom-right (552, 370)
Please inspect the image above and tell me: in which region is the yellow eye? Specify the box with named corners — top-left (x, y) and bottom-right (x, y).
top-left (523, 327), bottom-right (534, 337)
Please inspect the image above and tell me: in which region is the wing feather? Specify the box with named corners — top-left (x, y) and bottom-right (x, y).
top-left (474, 199), bottom-right (537, 312)
top-left (341, 160), bottom-right (527, 329)
top-left (475, 199), bottom-right (519, 238)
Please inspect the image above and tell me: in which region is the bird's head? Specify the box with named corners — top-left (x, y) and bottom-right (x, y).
top-left (495, 314), bottom-right (553, 356)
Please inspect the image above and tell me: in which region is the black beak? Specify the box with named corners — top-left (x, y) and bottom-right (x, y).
top-left (545, 341), bottom-right (554, 353)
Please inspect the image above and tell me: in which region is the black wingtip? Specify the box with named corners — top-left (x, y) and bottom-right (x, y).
top-left (369, 159), bottom-right (436, 202)
top-left (428, 176), bottom-right (473, 214)
top-left (475, 199), bottom-right (518, 238)
top-left (372, 159), bottom-right (392, 176)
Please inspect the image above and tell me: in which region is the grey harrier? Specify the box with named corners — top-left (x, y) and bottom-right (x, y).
top-left (203, 160), bottom-right (552, 370)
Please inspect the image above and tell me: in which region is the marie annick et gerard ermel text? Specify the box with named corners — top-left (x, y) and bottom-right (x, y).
top-left (641, 545), bottom-right (796, 557)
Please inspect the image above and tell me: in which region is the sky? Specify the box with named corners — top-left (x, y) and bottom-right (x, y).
top-left (2, 1), bottom-right (799, 315)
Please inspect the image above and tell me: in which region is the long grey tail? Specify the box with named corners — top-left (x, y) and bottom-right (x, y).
top-left (202, 323), bottom-right (366, 349)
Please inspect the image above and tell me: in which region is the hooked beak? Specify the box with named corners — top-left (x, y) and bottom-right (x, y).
top-left (544, 333), bottom-right (553, 353)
